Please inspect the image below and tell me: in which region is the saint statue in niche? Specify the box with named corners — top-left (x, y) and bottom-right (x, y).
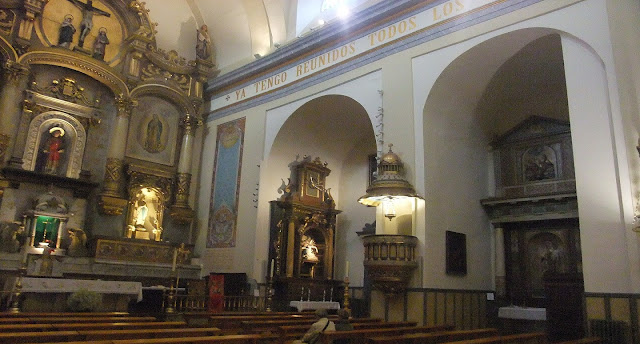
top-left (58, 14), bottom-right (76, 48)
top-left (66, 0), bottom-right (111, 48)
top-left (134, 199), bottom-right (148, 228)
top-left (92, 27), bottom-right (109, 60)
top-left (37, 126), bottom-right (66, 175)
top-left (144, 114), bottom-right (164, 153)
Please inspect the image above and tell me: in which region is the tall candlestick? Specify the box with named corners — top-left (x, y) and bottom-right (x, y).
top-left (345, 261), bottom-right (349, 278)
top-left (330, 287), bottom-right (334, 302)
top-left (307, 288), bottom-right (311, 301)
top-left (171, 248), bottom-right (177, 272)
top-left (270, 259), bottom-right (274, 278)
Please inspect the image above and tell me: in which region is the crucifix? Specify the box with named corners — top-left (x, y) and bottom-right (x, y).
top-left (66, 0), bottom-right (111, 48)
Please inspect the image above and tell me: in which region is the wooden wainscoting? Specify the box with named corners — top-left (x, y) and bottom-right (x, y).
top-left (366, 287), bottom-right (490, 330)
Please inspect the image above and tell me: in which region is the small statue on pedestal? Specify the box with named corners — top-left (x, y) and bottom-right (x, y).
top-left (92, 27), bottom-right (109, 60)
top-left (58, 14), bottom-right (76, 48)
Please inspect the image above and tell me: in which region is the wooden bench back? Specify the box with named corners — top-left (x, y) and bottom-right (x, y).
top-left (80, 327), bottom-right (221, 341)
top-left (0, 312), bottom-right (129, 318)
top-left (53, 321), bottom-right (187, 331)
top-left (110, 334), bottom-right (266, 344)
top-left (367, 328), bottom-right (499, 344)
top-left (555, 338), bottom-right (601, 344)
top-left (318, 324), bottom-right (453, 344)
top-left (0, 331), bottom-right (82, 344)
top-left (0, 328), bottom-right (221, 343)
top-left (441, 331), bottom-right (547, 344)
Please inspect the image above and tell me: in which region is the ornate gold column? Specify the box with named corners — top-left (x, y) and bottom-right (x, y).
top-left (494, 226), bottom-right (506, 297)
top-left (0, 61), bottom-right (30, 165)
top-left (170, 114), bottom-right (202, 223)
top-left (98, 95), bottom-right (137, 215)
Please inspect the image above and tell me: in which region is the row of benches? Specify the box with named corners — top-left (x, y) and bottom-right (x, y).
top-left (0, 311), bottom-right (602, 344)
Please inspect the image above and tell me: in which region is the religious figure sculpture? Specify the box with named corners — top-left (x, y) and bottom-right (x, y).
top-left (134, 199), bottom-right (148, 227)
top-left (40, 126), bottom-right (66, 175)
top-left (196, 24), bottom-right (212, 60)
top-left (92, 27), bottom-right (109, 60)
top-left (66, 0), bottom-right (111, 48)
top-left (66, 228), bottom-right (88, 257)
top-left (144, 114), bottom-right (163, 153)
top-left (58, 14), bottom-right (76, 48)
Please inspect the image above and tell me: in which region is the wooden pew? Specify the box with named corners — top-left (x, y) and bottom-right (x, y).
top-left (0, 331), bottom-right (82, 344)
top-left (52, 321), bottom-right (187, 331)
top-left (210, 314), bottom-right (317, 332)
top-left (555, 338), bottom-right (601, 344)
top-left (79, 327), bottom-right (221, 341)
top-left (0, 324), bottom-right (55, 332)
top-left (244, 317), bottom-right (384, 334)
top-left (317, 324), bottom-right (455, 344)
top-left (183, 311), bottom-right (314, 327)
top-left (111, 334), bottom-right (269, 344)
top-left (1, 327), bottom-right (221, 344)
top-left (0, 316), bottom-right (157, 324)
top-left (0, 312), bottom-right (130, 318)
top-left (0, 317), bottom-right (32, 324)
top-left (278, 320), bottom-right (409, 343)
top-left (367, 328), bottom-right (499, 344)
top-left (441, 332), bottom-right (547, 344)
top-left (499, 332), bottom-right (547, 344)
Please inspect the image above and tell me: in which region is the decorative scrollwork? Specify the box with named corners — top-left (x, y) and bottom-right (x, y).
top-left (30, 78), bottom-right (98, 107)
top-left (0, 9), bottom-right (15, 35)
top-left (141, 63), bottom-right (190, 92)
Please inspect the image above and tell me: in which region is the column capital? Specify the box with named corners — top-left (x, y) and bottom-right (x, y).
top-left (115, 95), bottom-right (138, 118)
top-left (2, 61), bottom-right (30, 84)
top-left (180, 114), bottom-right (203, 136)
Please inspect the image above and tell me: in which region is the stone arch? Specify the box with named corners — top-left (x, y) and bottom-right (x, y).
top-left (19, 49), bottom-right (129, 97)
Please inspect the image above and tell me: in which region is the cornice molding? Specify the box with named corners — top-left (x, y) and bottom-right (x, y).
top-left (204, 0), bottom-right (427, 95)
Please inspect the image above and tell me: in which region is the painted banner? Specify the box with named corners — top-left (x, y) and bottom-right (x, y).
top-left (207, 117), bottom-right (245, 248)
top-left (210, 0), bottom-right (504, 112)
top-left (208, 274), bottom-right (224, 312)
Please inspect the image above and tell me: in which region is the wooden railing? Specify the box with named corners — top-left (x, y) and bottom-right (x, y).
top-left (169, 294), bottom-right (266, 312)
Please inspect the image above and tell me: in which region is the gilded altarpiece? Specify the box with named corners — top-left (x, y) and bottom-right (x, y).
top-left (268, 156), bottom-right (343, 310)
top-left (0, 0), bottom-right (214, 283)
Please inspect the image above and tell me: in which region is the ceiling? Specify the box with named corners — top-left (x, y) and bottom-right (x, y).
top-left (142, 0), bottom-right (383, 74)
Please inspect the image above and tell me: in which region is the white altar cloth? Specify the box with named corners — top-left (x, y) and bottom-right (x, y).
top-left (289, 301), bottom-right (341, 312)
top-left (498, 306), bottom-right (546, 321)
top-left (22, 277), bottom-right (143, 302)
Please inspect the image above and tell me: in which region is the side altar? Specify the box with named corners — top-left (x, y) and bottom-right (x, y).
top-left (267, 156), bottom-right (344, 311)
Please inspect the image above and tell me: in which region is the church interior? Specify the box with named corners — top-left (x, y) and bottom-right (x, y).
top-left (0, 0), bottom-right (639, 343)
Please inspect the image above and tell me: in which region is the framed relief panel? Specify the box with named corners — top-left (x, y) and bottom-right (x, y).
top-left (125, 96), bottom-right (179, 166)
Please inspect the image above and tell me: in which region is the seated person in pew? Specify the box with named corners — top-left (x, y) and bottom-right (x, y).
top-left (333, 309), bottom-right (354, 344)
top-left (293, 309), bottom-right (336, 344)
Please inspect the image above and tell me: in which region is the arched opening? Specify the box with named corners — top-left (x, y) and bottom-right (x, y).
top-left (422, 29), bottom-right (580, 299)
top-left (261, 94), bottom-right (376, 284)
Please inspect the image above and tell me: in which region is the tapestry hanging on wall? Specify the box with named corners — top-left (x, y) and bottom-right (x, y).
top-left (206, 117), bottom-right (246, 248)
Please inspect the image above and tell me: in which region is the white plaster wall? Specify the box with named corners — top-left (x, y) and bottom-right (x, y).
top-left (198, 0), bottom-right (639, 293)
top-left (410, 0), bottom-right (636, 292)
